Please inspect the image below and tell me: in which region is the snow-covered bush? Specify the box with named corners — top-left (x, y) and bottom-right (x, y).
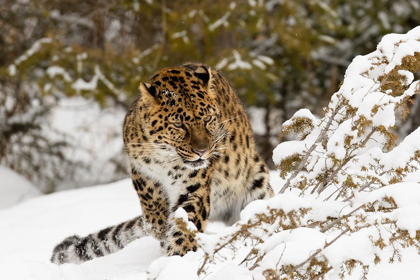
top-left (0, 81), bottom-right (80, 192)
top-left (195, 27), bottom-right (420, 279)
top-left (1, 37), bottom-right (130, 192)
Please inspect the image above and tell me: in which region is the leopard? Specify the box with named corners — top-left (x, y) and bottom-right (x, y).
top-left (51, 62), bottom-right (274, 265)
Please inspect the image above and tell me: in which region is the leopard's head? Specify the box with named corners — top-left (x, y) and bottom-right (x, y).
top-left (137, 63), bottom-right (225, 169)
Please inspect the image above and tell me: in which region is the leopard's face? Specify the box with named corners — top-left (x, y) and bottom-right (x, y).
top-left (142, 66), bottom-right (224, 169)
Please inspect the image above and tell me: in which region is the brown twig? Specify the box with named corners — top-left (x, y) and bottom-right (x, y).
top-left (291, 227), bottom-right (350, 272)
top-left (320, 205), bottom-right (363, 233)
top-left (279, 104), bottom-right (343, 194)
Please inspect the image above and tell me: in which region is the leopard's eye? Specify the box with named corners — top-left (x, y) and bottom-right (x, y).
top-left (203, 116), bottom-right (212, 123)
top-left (173, 122), bottom-right (183, 128)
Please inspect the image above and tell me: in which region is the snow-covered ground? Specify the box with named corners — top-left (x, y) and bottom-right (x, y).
top-left (0, 166), bottom-right (41, 210)
top-left (0, 171), bottom-right (281, 280)
top-left (0, 171), bottom-right (419, 280)
top-left (0, 177), bottom-right (157, 280)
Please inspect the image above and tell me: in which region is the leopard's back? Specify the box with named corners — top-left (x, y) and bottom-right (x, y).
top-left (204, 68), bottom-right (273, 224)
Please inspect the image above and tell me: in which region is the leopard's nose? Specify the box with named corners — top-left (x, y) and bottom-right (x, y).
top-left (192, 148), bottom-right (209, 157)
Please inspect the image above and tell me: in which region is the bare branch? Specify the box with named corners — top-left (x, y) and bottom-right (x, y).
top-left (279, 104), bottom-right (343, 194)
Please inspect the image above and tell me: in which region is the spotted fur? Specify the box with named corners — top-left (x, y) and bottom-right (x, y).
top-left (51, 62), bottom-right (274, 264)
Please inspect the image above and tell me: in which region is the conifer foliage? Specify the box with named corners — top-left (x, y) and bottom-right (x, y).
top-left (2, 0), bottom-right (420, 189)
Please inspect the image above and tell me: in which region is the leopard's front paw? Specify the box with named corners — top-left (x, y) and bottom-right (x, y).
top-left (164, 218), bottom-right (198, 256)
top-left (165, 233), bottom-right (198, 256)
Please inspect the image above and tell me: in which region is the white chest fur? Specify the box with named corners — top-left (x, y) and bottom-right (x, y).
top-left (134, 161), bottom-right (186, 208)
top-left (208, 171), bottom-right (247, 225)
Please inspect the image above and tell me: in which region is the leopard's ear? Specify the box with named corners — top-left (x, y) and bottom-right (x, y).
top-left (139, 82), bottom-right (158, 106)
top-left (194, 66), bottom-right (210, 85)
top-left (194, 66), bottom-right (217, 99)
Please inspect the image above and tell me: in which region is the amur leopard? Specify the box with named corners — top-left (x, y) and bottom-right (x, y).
top-left (51, 62), bottom-right (274, 264)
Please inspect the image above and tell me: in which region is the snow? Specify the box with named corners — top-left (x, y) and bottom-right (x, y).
top-left (378, 12), bottom-right (391, 30)
top-left (8, 64), bottom-right (16, 76)
top-left (273, 26), bottom-right (420, 187)
top-left (217, 51), bottom-right (274, 71)
top-left (397, 69), bottom-right (414, 85)
top-left (280, 108), bottom-right (318, 138)
top-left (215, 58), bottom-right (229, 70)
top-left (208, 12), bottom-right (231, 31)
top-left (246, 106), bottom-right (282, 139)
top-left (266, 26), bottom-right (420, 279)
top-left (70, 65), bottom-right (126, 98)
top-left (326, 119), bottom-right (355, 159)
top-left (0, 166), bottom-right (41, 209)
top-left (14, 38), bottom-right (52, 66)
top-left (356, 182), bottom-right (420, 237)
top-left (46, 66), bottom-right (72, 82)
top-left (313, 0), bottom-right (339, 18)
top-left (355, 127), bottom-right (420, 173)
top-left (323, 228), bottom-right (375, 266)
top-left (171, 30), bottom-right (189, 44)
top-left (7, 37), bottom-right (51, 76)
top-left (228, 50), bottom-right (252, 70)
top-left (0, 172), bottom-right (278, 280)
top-left (172, 30), bottom-right (187, 39)
top-left (148, 254), bottom-right (201, 280)
top-left (261, 228), bottom-right (326, 262)
top-left (0, 179), bottom-right (158, 280)
top-left (2, 170), bottom-right (417, 280)
top-left (319, 35), bottom-right (336, 44)
top-left (208, 264), bottom-right (252, 280)
top-left (272, 140), bottom-right (306, 165)
top-left (252, 59), bottom-right (266, 69)
top-left (105, 20), bottom-right (122, 41)
top-left (46, 96), bottom-right (127, 190)
top-left (174, 208), bottom-right (198, 232)
top-left (72, 77), bottom-right (98, 91)
top-left (256, 55), bottom-right (274, 65)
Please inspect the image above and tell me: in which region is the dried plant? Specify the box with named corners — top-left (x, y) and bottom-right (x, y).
top-left (196, 27), bottom-right (420, 280)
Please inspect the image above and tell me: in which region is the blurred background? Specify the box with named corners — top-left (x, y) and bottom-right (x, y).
top-left (1, 0), bottom-right (420, 199)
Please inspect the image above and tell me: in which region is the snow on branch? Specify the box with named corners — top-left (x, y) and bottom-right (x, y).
top-left (275, 27), bottom-right (420, 198)
top-left (5, 38), bottom-right (129, 106)
top-left (216, 50), bottom-right (274, 71)
top-left (194, 26), bottom-right (420, 280)
top-left (8, 38), bottom-right (52, 76)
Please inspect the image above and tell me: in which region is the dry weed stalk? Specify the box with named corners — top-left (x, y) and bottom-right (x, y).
top-left (197, 28), bottom-right (420, 279)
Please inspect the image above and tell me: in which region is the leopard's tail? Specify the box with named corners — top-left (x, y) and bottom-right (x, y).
top-left (51, 216), bottom-right (150, 265)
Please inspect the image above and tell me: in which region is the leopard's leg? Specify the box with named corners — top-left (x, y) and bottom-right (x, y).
top-left (245, 154), bottom-right (274, 202)
top-left (51, 171), bottom-right (169, 265)
top-left (164, 168), bottom-right (212, 256)
top-left (132, 171), bottom-right (170, 242)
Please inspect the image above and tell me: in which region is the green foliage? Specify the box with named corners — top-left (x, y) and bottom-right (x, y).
top-left (3, 0), bottom-right (420, 107)
top-left (1, 0), bottom-right (420, 187)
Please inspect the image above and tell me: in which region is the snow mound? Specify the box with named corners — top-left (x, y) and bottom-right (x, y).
top-left (0, 166), bottom-right (41, 210)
